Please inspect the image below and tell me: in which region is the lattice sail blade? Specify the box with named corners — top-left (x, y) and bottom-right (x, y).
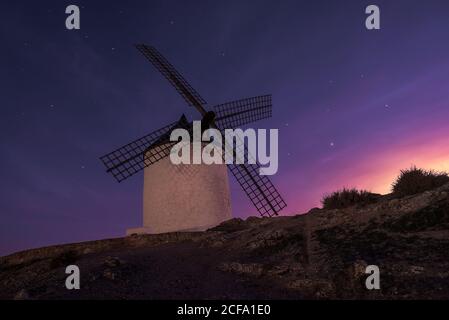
top-left (228, 162), bottom-right (287, 217)
top-left (214, 95), bottom-right (272, 130)
top-left (220, 127), bottom-right (286, 217)
top-left (100, 117), bottom-right (189, 182)
top-left (135, 44), bottom-right (207, 108)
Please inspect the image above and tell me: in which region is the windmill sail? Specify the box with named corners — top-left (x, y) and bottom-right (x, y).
top-left (228, 162), bottom-right (287, 217)
top-left (135, 44), bottom-right (207, 114)
top-left (214, 95), bottom-right (272, 130)
top-left (100, 115), bottom-right (190, 182)
top-left (216, 123), bottom-right (286, 217)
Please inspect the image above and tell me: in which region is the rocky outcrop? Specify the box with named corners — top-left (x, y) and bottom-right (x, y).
top-left (1, 183), bottom-right (449, 299)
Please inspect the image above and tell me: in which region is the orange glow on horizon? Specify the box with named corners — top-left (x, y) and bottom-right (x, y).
top-left (340, 133), bottom-right (449, 195)
top-left (283, 130), bottom-right (449, 214)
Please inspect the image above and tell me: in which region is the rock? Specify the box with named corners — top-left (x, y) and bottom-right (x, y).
top-left (437, 191), bottom-right (448, 201)
top-left (288, 278), bottom-right (315, 291)
top-left (389, 199), bottom-right (400, 208)
top-left (245, 216), bottom-right (261, 224)
top-left (209, 218), bottom-right (246, 232)
top-left (201, 238), bottom-right (225, 248)
top-left (352, 260), bottom-right (368, 278)
top-left (268, 263), bottom-right (301, 276)
top-left (246, 229), bottom-right (291, 250)
top-left (127, 233), bottom-right (139, 237)
top-left (14, 289), bottom-right (30, 300)
top-left (219, 262), bottom-right (264, 277)
top-left (103, 256), bottom-right (123, 268)
top-left (307, 207), bottom-right (321, 214)
top-left (83, 248), bottom-right (93, 255)
top-left (288, 279), bottom-right (334, 298)
top-left (409, 266), bottom-right (425, 274)
top-left (103, 269), bottom-right (117, 280)
top-left (102, 256), bottom-right (124, 280)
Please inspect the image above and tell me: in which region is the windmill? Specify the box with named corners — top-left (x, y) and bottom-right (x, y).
top-left (100, 44), bottom-right (286, 234)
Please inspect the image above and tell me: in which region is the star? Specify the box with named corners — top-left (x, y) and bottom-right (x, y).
top-left (170, 20), bottom-right (175, 25)
top-left (330, 142), bottom-right (335, 147)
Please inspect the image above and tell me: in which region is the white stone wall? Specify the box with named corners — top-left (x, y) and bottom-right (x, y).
top-left (127, 143), bottom-right (232, 235)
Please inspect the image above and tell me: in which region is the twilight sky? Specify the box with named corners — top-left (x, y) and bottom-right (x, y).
top-left (1, 0), bottom-right (449, 256)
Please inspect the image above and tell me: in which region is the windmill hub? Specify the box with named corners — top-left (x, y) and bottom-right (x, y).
top-left (201, 111), bottom-right (216, 128)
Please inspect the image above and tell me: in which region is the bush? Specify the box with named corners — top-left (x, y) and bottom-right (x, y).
top-left (321, 188), bottom-right (379, 210)
top-left (392, 166), bottom-right (449, 197)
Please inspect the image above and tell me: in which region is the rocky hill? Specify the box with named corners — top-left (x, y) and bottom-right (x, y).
top-left (1, 183), bottom-right (449, 299)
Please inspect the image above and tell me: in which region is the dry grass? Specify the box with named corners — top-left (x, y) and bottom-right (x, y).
top-left (392, 166), bottom-right (449, 197)
top-left (321, 188), bottom-right (379, 210)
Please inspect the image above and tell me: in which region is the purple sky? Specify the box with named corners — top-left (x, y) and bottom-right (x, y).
top-left (1, 0), bottom-right (449, 256)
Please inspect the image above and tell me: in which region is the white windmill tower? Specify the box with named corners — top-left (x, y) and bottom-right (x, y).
top-left (100, 45), bottom-right (286, 235)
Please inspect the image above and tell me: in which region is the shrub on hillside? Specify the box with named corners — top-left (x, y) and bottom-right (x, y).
top-left (321, 188), bottom-right (379, 210)
top-left (392, 166), bottom-right (449, 197)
